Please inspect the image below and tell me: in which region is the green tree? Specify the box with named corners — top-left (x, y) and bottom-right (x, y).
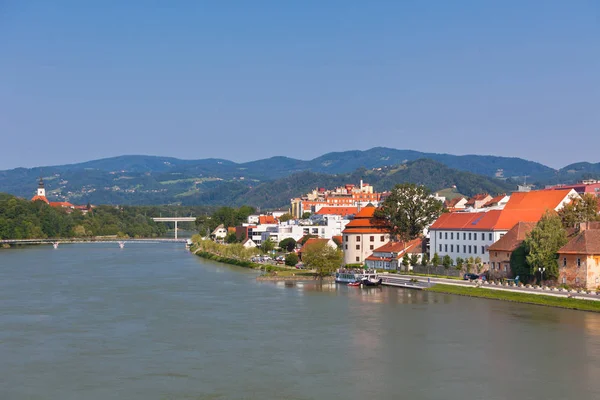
top-left (455, 257), bottom-right (464, 270)
top-left (225, 232), bottom-right (238, 244)
top-left (375, 183), bottom-right (443, 241)
top-left (421, 253), bottom-right (429, 266)
top-left (279, 237), bottom-right (297, 252)
top-left (524, 212), bottom-right (568, 281)
top-left (442, 255), bottom-right (453, 269)
top-left (278, 213), bottom-right (293, 222)
top-left (401, 254), bottom-right (410, 270)
top-left (558, 194), bottom-right (600, 229)
top-left (260, 239), bottom-right (275, 253)
top-left (510, 243), bottom-right (531, 282)
top-left (410, 254), bottom-right (419, 267)
top-left (302, 241), bottom-right (343, 278)
top-left (284, 252), bottom-right (298, 267)
top-left (301, 212), bottom-right (312, 220)
top-left (432, 253), bottom-right (440, 267)
top-left (474, 256), bottom-right (483, 273)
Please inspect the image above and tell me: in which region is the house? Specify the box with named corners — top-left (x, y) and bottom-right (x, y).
top-left (241, 238), bottom-right (258, 248)
top-left (557, 222), bottom-right (600, 289)
top-left (465, 194), bottom-right (493, 210)
top-left (341, 205), bottom-right (390, 265)
top-left (297, 238), bottom-right (337, 260)
top-left (546, 181), bottom-right (600, 198)
top-left (487, 222), bottom-right (536, 279)
top-left (444, 197), bottom-right (468, 211)
top-left (429, 189), bottom-right (578, 265)
top-left (211, 224), bottom-right (228, 241)
top-left (365, 238), bottom-right (426, 271)
top-left (482, 194), bottom-right (510, 209)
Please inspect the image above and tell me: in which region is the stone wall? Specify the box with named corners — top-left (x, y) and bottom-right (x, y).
top-left (412, 265), bottom-right (462, 277)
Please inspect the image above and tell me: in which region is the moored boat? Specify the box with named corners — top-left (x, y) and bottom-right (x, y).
top-left (361, 274), bottom-right (383, 287)
top-left (347, 281), bottom-right (361, 287)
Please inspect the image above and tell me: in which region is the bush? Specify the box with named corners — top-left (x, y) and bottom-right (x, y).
top-left (285, 253), bottom-right (298, 266)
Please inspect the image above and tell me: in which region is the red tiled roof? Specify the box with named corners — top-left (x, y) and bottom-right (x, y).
top-left (354, 206), bottom-right (377, 218)
top-left (488, 222), bottom-right (536, 252)
top-left (372, 238), bottom-right (425, 254)
top-left (503, 189), bottom-right (573, 211)
top-left (315, 206), bottom-right (359, 216)
top-left (445, 197), bottom-right (466, 208)
top-left (49, 201), bottom-right (75, 208)
top-left (258, 215), bottom-right (277, 224)
top-left (465, 193), bottom-right (491, 205)
top-left (483, 194), bottom-right (506, 207)
top-left (559, 230), bottom-right (600, 255)
top-left (31, 195), bottom-right (49, 204)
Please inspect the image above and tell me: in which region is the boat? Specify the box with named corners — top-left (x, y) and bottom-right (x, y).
top-left (361, 274), bottom-right (383, 287)
top-left (335, 269), bottom-right (367, 284)
top-left (347, 281), bottom-right (362, 287)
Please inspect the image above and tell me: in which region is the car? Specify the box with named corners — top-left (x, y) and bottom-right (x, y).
top-left (463, 273), bottom-right (480, 280)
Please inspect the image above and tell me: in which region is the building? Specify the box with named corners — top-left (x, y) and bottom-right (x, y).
top-left (547, 181), bottom-right (600, 198)
top-left (211, 224), bottom-right (228, 241)
top-left (465, 193), bottom-right (493, 210)
top-left (482, 194), bottom-right (510, 209)
top-left (365, 238), bottom-right (426, 271)
top-left (557, 222), bottom-right (600, 289)
top-left (31, 177), bottom-right (50, 204)
top-left (444, 197), bottom-right (468, 212)
top-left (429, 189), bottom-right (578, 265)
top-left (341, 206), bottom-right (390, 265)
top-left (241, 238), bottom-right (258, 248)
top-left (487, 222), bottom-right (536, 279)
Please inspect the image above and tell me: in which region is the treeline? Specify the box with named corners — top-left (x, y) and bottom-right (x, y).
top-left (0, 193), bottom-right (167, 240)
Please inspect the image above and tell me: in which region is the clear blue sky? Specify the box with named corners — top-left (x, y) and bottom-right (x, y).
top-left (1, 0), bottom-right (598, 170)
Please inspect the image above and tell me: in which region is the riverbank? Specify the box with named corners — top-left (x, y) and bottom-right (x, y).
top-left (427, 284), bottom-right (600, 313)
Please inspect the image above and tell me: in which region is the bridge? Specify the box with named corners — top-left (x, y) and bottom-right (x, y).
top-left (152, 217), bottom-right (196, 239)
top-left (0, 238), bottom-right (189, 249)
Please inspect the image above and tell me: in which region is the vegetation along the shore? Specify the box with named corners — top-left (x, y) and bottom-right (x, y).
top-left (427, 284), bottom-right (600, 312)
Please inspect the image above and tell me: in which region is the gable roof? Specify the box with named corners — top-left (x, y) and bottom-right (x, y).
top-left (503, 189), bottom-right (574, 211)
top-left (488, 222), bottom-right (536, 252)
top-left (444, 197), bottom-right (466, 209)
top-left (49, 201), bottom-right (75, 208)
top-left (258, 215), bottom-right (277, 224)
top-left (372, 238), bottom-right (426, 254)
top-left (483, 194), bottom-right (507, 207)
top-left (558, 230), bottom-right (600, 255)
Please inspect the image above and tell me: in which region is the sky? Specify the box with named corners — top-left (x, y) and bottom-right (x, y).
top-left (1, 0), bottom-right (598, 170)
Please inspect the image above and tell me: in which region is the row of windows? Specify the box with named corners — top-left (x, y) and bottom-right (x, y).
top-left (490, 262), bottom-right (508, 271)
top-left (439, 244), bottom-right (486, 254)
top-left (438, 231), bottom-right (493, 241)
top-left (562, 257), bottom-right (582, 267)
top-left (345, 244), bottom-right (375, 250)
top-left (344, 235), bottom-right (385, 242)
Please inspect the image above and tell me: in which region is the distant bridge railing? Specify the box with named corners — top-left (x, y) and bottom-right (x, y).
top-left (0, 237), bottom-right (189, 248)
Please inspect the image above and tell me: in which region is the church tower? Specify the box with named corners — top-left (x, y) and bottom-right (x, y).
top-left (37, 177), bottom-right (46, 197)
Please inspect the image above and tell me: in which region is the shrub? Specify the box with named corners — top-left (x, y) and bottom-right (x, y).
top-left (285, 253), bottom-right (298, 267)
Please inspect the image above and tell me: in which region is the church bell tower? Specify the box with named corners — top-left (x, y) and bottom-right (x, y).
top-left (37, 177), bottom-right (46, 197)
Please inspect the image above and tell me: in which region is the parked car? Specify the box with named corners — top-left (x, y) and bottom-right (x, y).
top-left (463, 273), bottom-right (480, 280)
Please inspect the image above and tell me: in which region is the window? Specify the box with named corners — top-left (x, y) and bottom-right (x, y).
top-left (495, 252), bottom-right (498, 257)
top-left (563, 257), bottom-right (567, 267)
top-left (370, 245), bottom-right (374, 250)
top-left (463, 233), bottom-right (466, 240)
top-left (468, 233), bottom-right (472, 240)
top-left (451, 232), bottom-right (454, 240)
top-left (344, 235), bottom-right (348, 242)
top-left (576, 277), bottom-right (580, 283)
top-left (439, 244), bottom-right (442, 252)
top-left (445, 232), bottom-right (448, 240)
top-left (439, 232), bottom-right (442, 239)
top-left (380, 236), bottom-right (385, 242)
top-left (504, 265), bottom-right (508, 272)
top-left (492, 262), bottom-right (495, 269)
top-left (356, 236), bottom-right (360, 242)
top-left (444, 244), bottom-right (448, 252)
top-left (577, 258), bottom-right (581, 267)
top-left (468, 245), bottom-right (472, 254)
top-left (356, 245), bottom-right (360, 250)
top-left (481, 233), bottom-right (485, 240)
top-left (356, 257), bottom-right (360, 262)
top-left (370, 236), bottom-right (374, 242)
top-left (562, 277), bottom-right (566, 284)
top-left (345, 244), bottom-right (348, 250)
top-left (451, 245), bottom-right (454, 252)
top-left (489, 233), bottom-right (492, 241)
top-left (482, 246), bottom-right (485, 254)
top-left (463, 245), bottom-right (466, 253)
top-left (474, 246), bottom-right (477, 254)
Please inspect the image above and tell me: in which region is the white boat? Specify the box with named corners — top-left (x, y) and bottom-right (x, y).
top-left (335, 269), bottom-right (366, 283)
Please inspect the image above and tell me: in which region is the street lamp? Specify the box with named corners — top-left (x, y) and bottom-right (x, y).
top-left (539, 267), bottom-right (546, 285)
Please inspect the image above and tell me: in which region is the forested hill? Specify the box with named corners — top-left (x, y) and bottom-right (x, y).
top-left (179, 159), bottom-right (516, 208)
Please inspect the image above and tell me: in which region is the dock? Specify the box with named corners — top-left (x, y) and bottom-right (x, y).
top-left (379, 275), bottom-right (429, 290)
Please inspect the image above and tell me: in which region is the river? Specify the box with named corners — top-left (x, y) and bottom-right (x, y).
top-left (1, 243), bottom-right (600, 399)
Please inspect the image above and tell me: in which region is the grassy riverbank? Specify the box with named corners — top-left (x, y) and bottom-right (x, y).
top-left (427, 284), bottom-right (600, 312)
top-left (194, 250), bottom-right (294, 273)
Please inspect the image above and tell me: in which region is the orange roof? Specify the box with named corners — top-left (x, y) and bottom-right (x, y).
top-left (354, 206), bottom-right (377, 218)
top-left (31, 195), bottom-right (49, 204)
top-left (445, 197), bottom-right (466, 208)
top-left (503, 189), bottom-right (573, 211)
top-left (466, 193), bottom-right (491, 205)
top-left (315, 207), bottom-right (359, 216)
top-left (373, 238), bottom-right (425, 254)
top-left (258, 215), bottom-right (277, 224)
top-left (49, 201), bottom-right (74, 208)
top-left (430, 211), bottom-right (501, 231)
top-left (559, 230), bottom-right (600, 255)
top-left (488, 222), bottom-right (536, 252)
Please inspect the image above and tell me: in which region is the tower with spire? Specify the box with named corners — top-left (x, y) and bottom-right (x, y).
top-left (31, 177), bottom-right (49, 204)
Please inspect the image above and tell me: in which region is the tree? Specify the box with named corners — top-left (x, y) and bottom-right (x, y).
top-left (284, 252), bottom-right (298, 267)
top-left (510, 243), bottom-right (530, 282)
top-left (301, 212), bottom-right (312, 220)
top-left (401, 254), bottom-right (410, 270)
top-left (279, 237), bottom-right (297, 252)
top-left (558, 194), bottom-right (600, 229)
top-left (474, 256), bottom-right (483, 273)
top-left (421, 253), bottom-right (429, 266)
top-left (278, 213), bottom-right (293, 222)
top-left (524, 211), bottom-right (568, 281)
top-left (225, 232), bottom-right (238, 244)
top-left (455, 257), bottom-right (464, 270)
top-left (260, 239), bottom-right (275, 253)
top-left (375, 183), bottom-right (443, 241)
top-left (410, 254), bottom-right (419, 267)
top-left (442, 255), bottom-right (453, 269)
top-left (302, 241), bottom-right (343, 278)
top-left (432, 253), bottom-right (440, 267)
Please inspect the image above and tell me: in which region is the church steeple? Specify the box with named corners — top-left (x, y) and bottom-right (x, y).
top-left (37, 177), bottom-right (46, 197)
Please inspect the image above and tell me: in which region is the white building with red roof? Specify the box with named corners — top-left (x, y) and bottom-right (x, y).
top-left (341, 205), bottom-right (390, 265)
top-left (365, 238), bottom-right (426, 271)
top-left (429, 189), bottom-right (578, 264)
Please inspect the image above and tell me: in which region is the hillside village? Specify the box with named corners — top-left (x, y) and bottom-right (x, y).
top-left (204, 179), bottom-right (600, 290)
